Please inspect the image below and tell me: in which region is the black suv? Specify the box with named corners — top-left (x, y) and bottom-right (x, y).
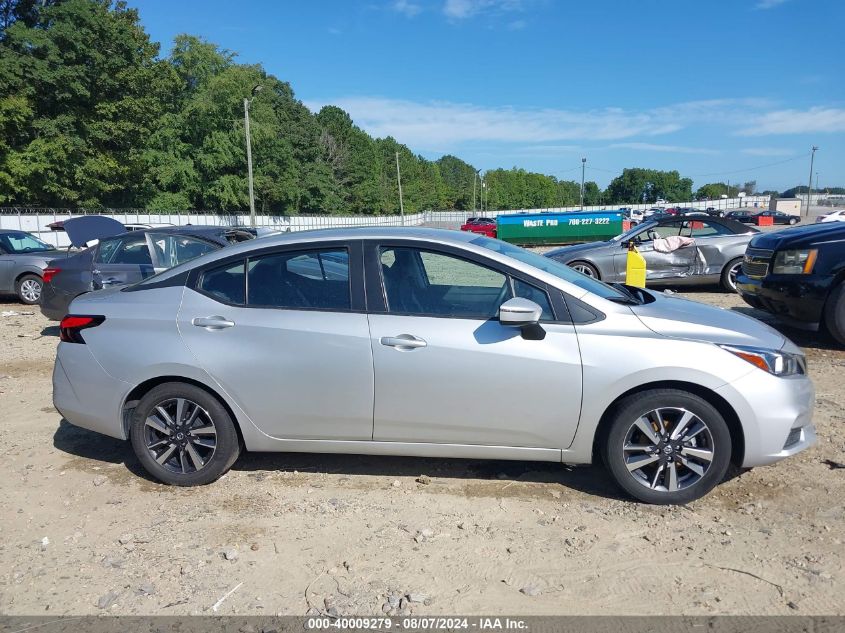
top-left (736, 222), bottom-right (845, 344)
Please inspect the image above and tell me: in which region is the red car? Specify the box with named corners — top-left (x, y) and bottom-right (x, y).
top-left (460, 217), bottom-right (497, 238)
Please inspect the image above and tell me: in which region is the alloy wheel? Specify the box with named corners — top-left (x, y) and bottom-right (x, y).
top-left (622, 407), bottom-right (715, 492)
top-left (20, 278), bottom-right (42, 303)
top-left (143, 398), bottom-right (217, 474)
top-left (572, 263), bottom-right (597, 278)
top-left (727, 261), bottom-right (742, 291)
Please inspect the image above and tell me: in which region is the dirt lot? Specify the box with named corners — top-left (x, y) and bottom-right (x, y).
top-left (0, 289), bottom-right (843, 617)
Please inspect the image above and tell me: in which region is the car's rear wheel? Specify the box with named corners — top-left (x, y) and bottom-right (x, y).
top-left (570, 261), bottom-right (600, 279)
top-left (16, 274), bottom-right (43, 304)
top-left (824, 283), bottom-right (845, 346)
top-left (602, 389), bottom-right (731, 504)
top-left (720, 258), bottom-right (742, 292)
top-left (130, 383), bottom-right (241, 486)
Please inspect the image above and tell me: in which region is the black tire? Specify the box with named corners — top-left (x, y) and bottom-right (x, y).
top-left (720, 257), bottom-right (742, 293)
top-left (129, 382), bottom-right (241, 486)
top-left (15, 273), bottom-right (43, 305)
top-left (601, 389), bottom-right (731, 505)
top-left (569, 261), bottom-right (600, 279)
top-left (824, 283), bottom-right (845, 346)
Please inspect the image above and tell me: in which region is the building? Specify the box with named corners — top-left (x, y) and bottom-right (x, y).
top-left (769, 198), bottom-right (802, 215)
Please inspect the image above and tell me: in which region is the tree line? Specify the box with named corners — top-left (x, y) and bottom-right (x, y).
top-left (0, 1), bottom-right (834, 215)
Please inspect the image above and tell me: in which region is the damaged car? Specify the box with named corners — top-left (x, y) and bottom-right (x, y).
top-left (40, 216), bottom-right (256, 320)
top-left (545, 215), bottom-right (757, 292)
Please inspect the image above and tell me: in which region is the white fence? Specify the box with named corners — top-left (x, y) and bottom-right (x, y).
top-left (0, 196), bottom-right (770, 248)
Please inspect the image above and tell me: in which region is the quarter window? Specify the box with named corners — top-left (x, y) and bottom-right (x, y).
top-left (247, 249), bottom-right (350, 310)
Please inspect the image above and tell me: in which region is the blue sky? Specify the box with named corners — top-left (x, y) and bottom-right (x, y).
top-left (131, 0), bottom-right (844, 191)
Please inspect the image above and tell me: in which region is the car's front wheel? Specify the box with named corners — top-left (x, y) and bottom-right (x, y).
top-left (720, 258), bottom-right (743, 292)
top-left (569, 261), bottom-right (600, 279)
top-left (602, 389), bottom-right (731, 504)
top-left (16, 274), bottom-right (43, 304)
top-left (824, 283), bottom-right (845, 346)
top-left (788, 217), bottom-right (798, 225)
top-left (129, 383), bottom-right (241, 486)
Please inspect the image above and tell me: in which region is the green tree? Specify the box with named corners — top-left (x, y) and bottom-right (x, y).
top-left (0, 0), bottom-right (176, 206)
top-left (606, 168), bottom-right (693, 204)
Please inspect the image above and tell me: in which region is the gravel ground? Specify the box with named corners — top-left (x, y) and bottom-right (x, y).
top-left (0, 287), bottom-right (843, 617)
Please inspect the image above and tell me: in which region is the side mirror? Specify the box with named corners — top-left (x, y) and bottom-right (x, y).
top-left (499, 297), bottom-right (542, 327)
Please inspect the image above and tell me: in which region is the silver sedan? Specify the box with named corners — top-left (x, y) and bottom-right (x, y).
top-left (546, 215), bottom-right (757, 292)
top-left (53, 228), bottom-right (815, 504)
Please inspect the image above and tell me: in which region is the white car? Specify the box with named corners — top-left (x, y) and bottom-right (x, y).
top-left (816, 210), bottom-right (845, 223)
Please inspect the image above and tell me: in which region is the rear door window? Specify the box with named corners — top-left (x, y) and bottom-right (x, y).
top-left (247, 249), bottom-right (350, 310)
top-left (199, 261), bottom-right (246, 305)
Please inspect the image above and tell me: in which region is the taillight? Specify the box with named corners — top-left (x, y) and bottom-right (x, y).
top-left (43, 267), bottom-right (61, 284)
top-left (59, 315), bottom-right (105, 344)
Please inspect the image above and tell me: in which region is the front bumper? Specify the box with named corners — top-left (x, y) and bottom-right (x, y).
top-left (716, 368), bottom-right (816, 468)
top-left (736, 273), bottom-right (829, 329)
top-left (53, 342), bottom-right (130, 440)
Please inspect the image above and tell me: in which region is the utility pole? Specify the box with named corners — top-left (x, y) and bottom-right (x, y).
top-left (395, 151), bottom-right (405, 225)
top-left (806, 146), bottom-right (818, 217)
top-left (243, 84), bottom-right (262, 227)
top-left (580, 157), bottom-right (586, 210)
top-left (472, 172), bottom-right (478, 213)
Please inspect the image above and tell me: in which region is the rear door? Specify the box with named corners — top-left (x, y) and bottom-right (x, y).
top-left (177, 241), bottom-right (374, 440)
top-left (366, 241), bottom-right (582, 449)
top-left (91, 234), bottom-right (156, 290)
top-left (147, 232), bottom-right (220, 272)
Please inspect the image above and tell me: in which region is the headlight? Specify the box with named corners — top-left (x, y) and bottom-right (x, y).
top-left (720, 344), bottom-right (806, 376)
top-left (772, 249), bottom-right (817, 274)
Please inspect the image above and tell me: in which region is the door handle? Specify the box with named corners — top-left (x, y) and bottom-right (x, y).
top-left (380, 335), bottom-right (427, 350)
top-left (100, 277), bottom-right (121, 287)
top-left (192, 316), bottom-right (235, 330)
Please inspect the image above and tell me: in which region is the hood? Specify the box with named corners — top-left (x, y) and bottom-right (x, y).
top-left (630, 290), bottom-right (788, 350)
top-left (545, 241), bottom-right (612, 260)
top-left (748, 222), bottom-right (845, 251)
top-left (11, 249), bottom-right (72, 262)
top-left (63, 216), bottom-right (126, 247)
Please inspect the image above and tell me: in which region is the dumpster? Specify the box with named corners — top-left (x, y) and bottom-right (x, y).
top-left (496, 211), bottom-right (625, 246)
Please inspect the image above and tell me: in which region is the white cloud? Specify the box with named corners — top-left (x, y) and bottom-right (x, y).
top-left (610, 142), bottom-right (719, 155)
top-left (443, 0), bottom-right (524, 19)
top-left (739, 107), bottom-right (845, 135)
top-left (392, 0), bottom-right (422, 17)
top-left (755, 0), bottom-right (789, 8)
top-left (741, 147), bottom-right (794, 156)
top-left (304, 96), bottom-right (690, 147)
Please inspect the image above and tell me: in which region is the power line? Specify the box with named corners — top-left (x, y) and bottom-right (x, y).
top-left (691, 153), bottom-right (809, 178)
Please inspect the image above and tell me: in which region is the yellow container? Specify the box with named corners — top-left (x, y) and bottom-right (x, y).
top-left (626, 243), bottom-right (647, 288)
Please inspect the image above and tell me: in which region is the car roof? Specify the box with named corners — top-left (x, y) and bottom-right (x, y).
top-left (655, 214), bottom-right (757, 234)
top-left (136, 227), bottom-right (488, 284)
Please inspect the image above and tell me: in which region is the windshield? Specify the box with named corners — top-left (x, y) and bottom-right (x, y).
top-left (470, 235), bottom-right (628, 300)
top-left (611, 221), bottom-right (655, 242)
top-left (0, 231), bottom-right (54, 254)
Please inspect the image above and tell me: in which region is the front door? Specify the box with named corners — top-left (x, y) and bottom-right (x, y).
top-left (367, 243), bottom-right (583, 449)
top-left (177, 243), bottom-right (374, 440)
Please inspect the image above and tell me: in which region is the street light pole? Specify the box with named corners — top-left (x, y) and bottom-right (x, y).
top-left (580, 157), bottom-right (586, 210)
top-left (806, 146), bottom-right (818, 218)
top-left (395, 151), bottom-right (405, 225)
top-left (472, 172), bottom-right (478, 213)
top-left (244, 84), bottom-right (262, 228)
